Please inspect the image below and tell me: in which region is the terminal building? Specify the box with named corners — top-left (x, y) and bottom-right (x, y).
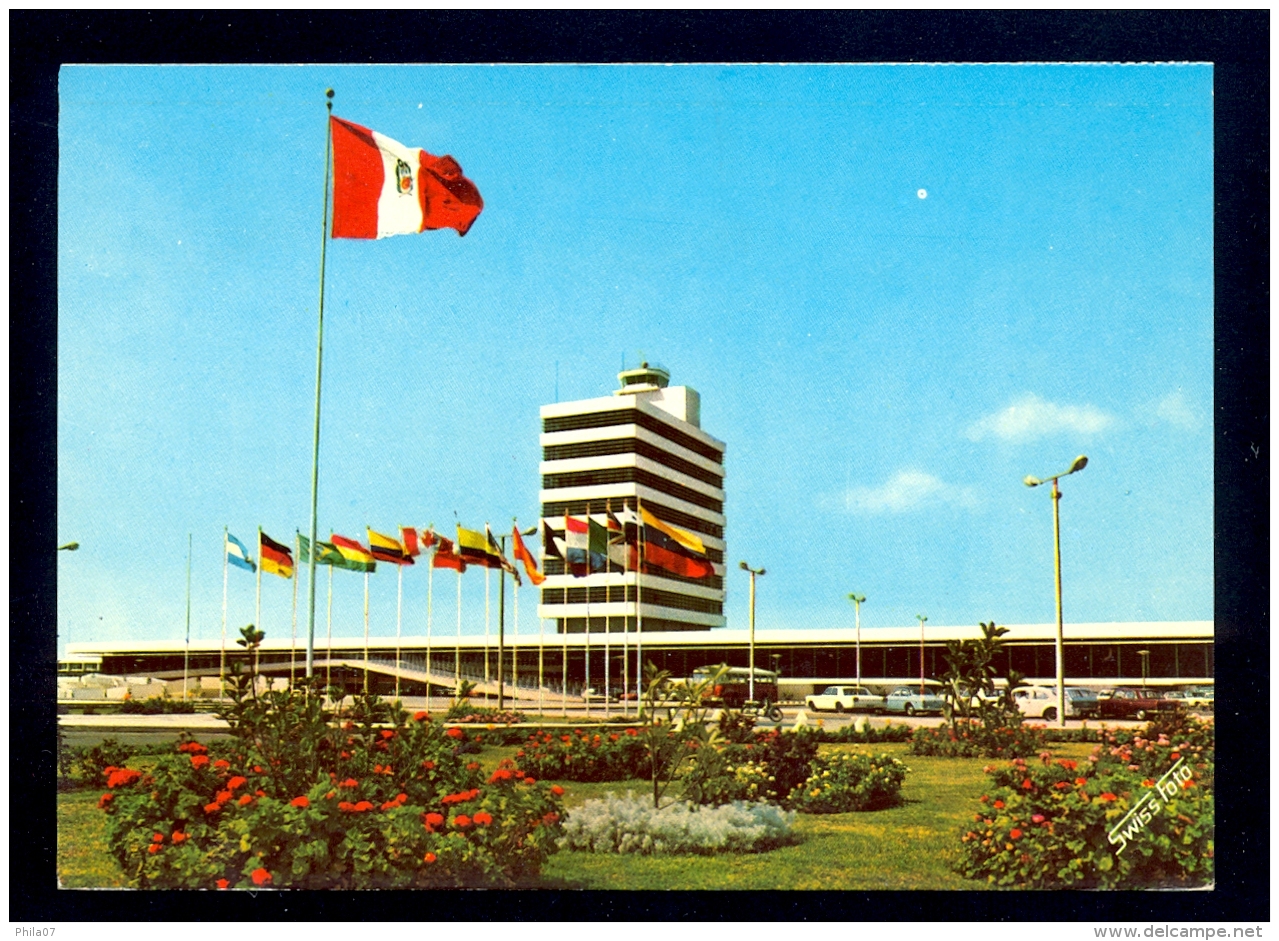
top-left (538, 363), bottom-right (727, 634)
top-left (61, 364), bottom-right (1214, 700)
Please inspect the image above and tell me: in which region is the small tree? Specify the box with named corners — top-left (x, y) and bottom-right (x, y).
top-left (638, 661), bottom-right (729, 809)
top-left (940, 621), bottom-right (1024, 730)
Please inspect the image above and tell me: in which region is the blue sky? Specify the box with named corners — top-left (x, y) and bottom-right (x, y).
top-left (57, 64), bottom-right (1213, 655)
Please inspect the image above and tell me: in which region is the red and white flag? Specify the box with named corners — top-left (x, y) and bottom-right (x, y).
top-left (330, 116), bottom-right (483, 239)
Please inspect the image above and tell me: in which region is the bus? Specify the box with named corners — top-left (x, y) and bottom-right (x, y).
top-left (690, 665), bottom-right (780, 709)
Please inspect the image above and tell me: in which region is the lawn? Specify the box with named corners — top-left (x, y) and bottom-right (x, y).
top-left (56, 741), bottom-right (1099, 890)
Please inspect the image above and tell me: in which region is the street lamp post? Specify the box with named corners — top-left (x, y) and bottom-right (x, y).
top-left (1024, 454), bottom-right (1088, 729)
top-left (916, 614), bottom-right (928, 695)
top-left (740, 561), bottom-right (766, 702)
top-left (498, 527), bottom-right (538, 712)
top-left (848, 593), bottom-right (866, 686)
top-left (1138, 649), bottom-right (1150, 687)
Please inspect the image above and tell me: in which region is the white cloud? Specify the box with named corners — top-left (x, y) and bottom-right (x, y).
top-left (842, 469), bottom-right (977, 514)
top-left (1153, 391), bottom-right (1199, 430)
top-left (966, 394), bottom-right (1115, 442)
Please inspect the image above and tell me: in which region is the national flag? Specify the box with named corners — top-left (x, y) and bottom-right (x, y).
top-left (512, 525), bottom-right (546, 585)
top-left (368, 528), bottom-right (414, 565)
top-left (637, 507), bottom-right (714, 580)
top-left (564, 514), bottom-right (589, 578)
top-left (588, 516), bottom-right (609, 574)
top-left (401, 527), bottom-right (420, 558)
top-left (431, 536), bottom-right (467, 572)
top-left (606, 506), bottom-right (629, 570)
top-left (226, 532), bottom-right (256, 573)
top-left (457, 526), bottom-right (501, 569)
top-left (298, 533), bottom-right (345, 567)
top-left (331, 534), bottom-right (377, 573)
top-left (330, 116), bottom-right (483, 240)
top-left (541, 520), bottom-right (564, 560)
top-left (486, 526), bottom-right (520, 580)
top-left (420, 528), bottom-right (439, 550)
top-left (259, 532), bottom-right (294, 579)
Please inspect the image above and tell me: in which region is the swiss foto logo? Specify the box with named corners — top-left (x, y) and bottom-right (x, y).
top-left (395, 159), bottom-right (414, 195)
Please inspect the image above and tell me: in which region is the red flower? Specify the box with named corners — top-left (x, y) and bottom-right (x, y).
top-left (396, 793), bottom-right (407, 803)
top-left (978, 795), bottom-right (988, 803)
top-left (338, 801), bottom-right (354, 812)
top-left (524, 777), bottom-right (536, 785)
top-left (1170, 752), bottom-right (1181, 760)
top-left (414, 711), bottom-right (429, 721)
top-left (473, 811), bottom-right (493, 826)
top-left (227, 776), bottom-right (248, 791)
top-left (237, 794), bottom-right (253, 806)
top-left (107, 768), bottom-right (142, 788)
top-left (1098, 792), bottom-right (1118, 803)
top-left (1181, 778), bottom-right (1195, 789)
top-left (98, 793), bottom-right (114, 809)
top-left (446, 728), bottom-right (463, 739)
top-left (253, 765), bottom-right (264, 773)
top-left (489, 769), bottom-right (513, 783)
top-left (422, 760), bottom-right (436, 771)
top-left (251, 868), bottom-right (272, 886)
top-left (204, 802), bottom-right (222, 814)
top-left (216, 790), bottom-right (233, 803)
top-left (148, 844), bottom-right (161, 855)
top-left (465, 761), bottom-right (481, 771)
top-left (340, 751), bottom-right (351, 759)
top-left (340, 778), bottom-right (358, 789)
top-left (216, 879), bottom-right (229, 890)
top-left (354, 800), bottom-right (374, 812)
top-left (625, 728), bottom-right (638, 736)
top-left (152, 832), bottom-right (165, 843)
top-left (284, 795), bottom-right (310, 809)
top-left (542, 811), bottom-right (560, 825)
top-left (424, 812), bottom-right (445, 831)
top-left (453, 814), bottom-right (472, 829)
top-left (423, 852), bottom-right (437, 863)
top-left (213, 759), bottom-right (231, 770)
top-left (172, 831), bottom-right (188, 843)
top-left (993, 800), bottom-right (1005, 809)
top-left (1143, 779), bottom-right (1156, 787)
top-left (561, 735), bottom-right (572, 743)
top-left (190, 755), bottom-right (210, 770)
top-left (256, 789), bottom-right (267, 798)
top-left (1009, 828), bottom-right (1022, 840)
top-left (1031, 815), bottom-right (1045, 824)
top-left (551, 785), bottom-right (565, 796)
top-left (380, 801), bottom-right (396, 811)
top-left (1021, 779), bottom-right (1033, 790)
top-left (1075, 777), bottom-right (1088, 786)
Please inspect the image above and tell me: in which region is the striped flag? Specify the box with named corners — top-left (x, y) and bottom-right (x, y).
top-left (401, 527), bottom-right (420, 558)
top-left (565, 514), bottom-right (589, 578)
top-left (431, 536), bottom-right (466, 572)
top-left (457, 525), bottom-right (501, 569)
top-left (368, 528), bottom-right (414, 565)
top-left (259, 532), bottom-right (294, 579)
top-left (331, 534), bottom-right (377, 573)
top-left (226, 532), bottom-right (256, 572)
top-left (298, 533), bottom-right (345, 567)
top-left (541, 520), bottom-right (564, 560)
top-left (486, 525), bottom-right (519, 578)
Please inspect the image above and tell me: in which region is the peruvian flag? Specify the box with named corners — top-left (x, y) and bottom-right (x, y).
top-left (330, 116), bottom-right (483, 239)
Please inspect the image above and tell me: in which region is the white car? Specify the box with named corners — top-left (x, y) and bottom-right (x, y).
top-left (805, 685), bottom-right (882, 713)
top-left (1012, 686), bottom-right (1090, 721)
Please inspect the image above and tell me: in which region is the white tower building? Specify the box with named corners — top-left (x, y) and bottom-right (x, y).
top-left (537, 364), bottom-right (726, 634)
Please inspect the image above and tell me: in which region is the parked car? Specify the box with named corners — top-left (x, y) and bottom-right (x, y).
top-left (805, 685), bottom-right (882, 714)
top-left (1181, 686), bottom-right (1214, 711)
top-left (883, 686), bottom-right (945, 716)
top-left (1095, 687), bottom-right (1183, 720)
top-left (1011, 686), bottom-right (1097, 721)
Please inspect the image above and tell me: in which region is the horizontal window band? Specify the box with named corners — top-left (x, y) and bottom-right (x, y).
top-left (542, 409), bottom-right (723, 462)
top-left (543, 558), bottom-right (725, 580)
top-left (541, 497), bottom-right (724, 541)
top-left (543, 467), bottom-right (722, 513)
top-left (543, 438), bottom-right (724, 487)
top-left (541, 585), bottom-right (723, 614)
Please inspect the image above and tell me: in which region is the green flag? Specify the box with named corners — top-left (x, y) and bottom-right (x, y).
top-left (298, 533), bottom-right (347, 568)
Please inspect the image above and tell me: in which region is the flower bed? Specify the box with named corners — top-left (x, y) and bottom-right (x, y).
top-left (99, 692), bottom-right (564, 888)
top-left (516, 726), bottom-right (648, 782)
top-left (954, 716), bottom-right (1214, 889)
top-left (560, 792), bottom-right (796, 855)
top-left (792, 752), bottom-right (909, 813)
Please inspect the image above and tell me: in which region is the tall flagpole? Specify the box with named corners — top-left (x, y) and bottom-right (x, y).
top-left (537, 524), bottom-right (545, 716)
top-left (255, 527), bottom-right (263, 693)
top-left (362, 570), bottom-right (370, 695)
top-left (455, 566), bottom-right (463, 694)
top-left (325, 562), bottom-right (333, 690)
top-left (512, 547), bottom-right (519, 699)
top-left (305, 88), bottom-right (335, 679)
top-left (584, 504), bottom-right (591, 720)
top-left (183, 533), bottom-right (192, 702)
top-left (220, 526), bottom-right (228, 702)
top-left (427, 537), bottom-right (435, 710)
top-left (290, 533), bottom-right (299, 686)
top-left (636, 496), bottom-right (644, 708)
top-left (484, 557), bottom-right (491, 684)
top-left (562, 512), bottom-right (569, 717)
top-left (395, 562), bottom-right (403, 700)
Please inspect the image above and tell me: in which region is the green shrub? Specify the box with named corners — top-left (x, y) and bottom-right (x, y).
top-left (791, 752), bottom-right (909, 813)
top-left (954, 725), bottom-right (1214, 889)
top-left (516, 726), bottom-right (648, 782)
top-left (681, 727), bottom-right (821, 807)
top-left (76, 738), bottom-right (136, 788)
top-left (120, 698), bottom-right (195, 714)
top-left (909, 720), bottom-right (1047, 759)
top-left (99, 683), bottom-right (565, 888)
top-left (815, 723), bottom-right (914, 744)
